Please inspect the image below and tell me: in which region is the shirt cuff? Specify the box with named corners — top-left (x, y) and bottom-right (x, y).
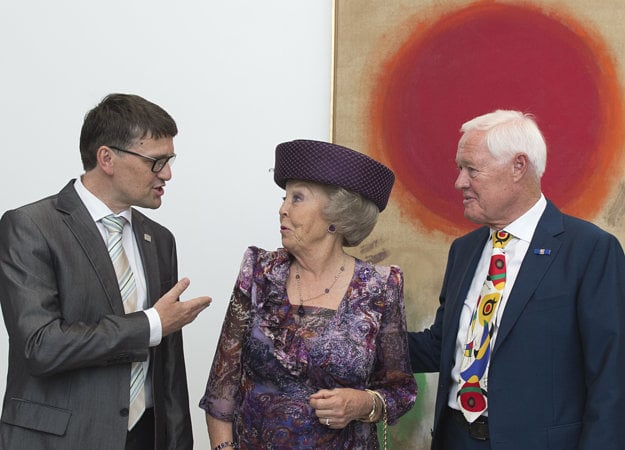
top-left (144, 307), bottom-right (163, 347)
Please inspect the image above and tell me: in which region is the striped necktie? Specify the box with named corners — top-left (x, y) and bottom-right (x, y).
top-left (457, 230), bottom-right (513, 423)
top-left (101, 214), bottom-right (146, 430)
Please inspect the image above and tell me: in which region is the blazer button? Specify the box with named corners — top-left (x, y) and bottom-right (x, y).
top-left (120, 408), bottom-right (129, 417)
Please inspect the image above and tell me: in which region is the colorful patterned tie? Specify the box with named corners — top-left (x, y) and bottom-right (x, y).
top-left (101, 215), bottom-right (146, 430)
top-left (457, 230), bottom-right (513, 423)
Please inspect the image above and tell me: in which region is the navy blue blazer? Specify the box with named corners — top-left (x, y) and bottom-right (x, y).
top-left (409, 200), bottom-right (625, 450)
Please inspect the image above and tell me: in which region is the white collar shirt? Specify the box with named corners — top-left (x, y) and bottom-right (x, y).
top-left (73, 176), bottom-right (163, 408)
top-left (447, 194), bottom-right (548, 412)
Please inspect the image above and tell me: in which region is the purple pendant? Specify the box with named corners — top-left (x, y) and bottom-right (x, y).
top-left (298, 304), bottom-right (305, 316)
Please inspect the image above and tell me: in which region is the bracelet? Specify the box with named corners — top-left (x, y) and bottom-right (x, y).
top-left (373, 391), bottom-right (389, 450)
top-left (363, 389), bottom-right (378, 422)
top-left (214, 442), bottom-right (238, 450)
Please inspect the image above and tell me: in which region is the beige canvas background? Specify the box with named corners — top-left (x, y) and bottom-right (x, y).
top-left (331, 1), bottom-right (625, 448)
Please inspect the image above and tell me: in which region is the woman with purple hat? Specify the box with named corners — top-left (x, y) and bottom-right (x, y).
top-left (200, 140), bottom-right (417, 449)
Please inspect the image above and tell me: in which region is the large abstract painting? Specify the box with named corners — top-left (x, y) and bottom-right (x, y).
top-left (332, 1), bottom-right (625, 448)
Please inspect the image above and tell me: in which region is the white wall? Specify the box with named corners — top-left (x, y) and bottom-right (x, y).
top-left (0, 1), bottom-right (332, 448)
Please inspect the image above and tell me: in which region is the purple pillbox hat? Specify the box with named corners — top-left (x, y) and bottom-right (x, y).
top-left (274, 139), bottom-right (395, 211)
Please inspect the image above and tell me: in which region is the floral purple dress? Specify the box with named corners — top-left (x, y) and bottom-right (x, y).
top-left (199, 247), bottom-right (417, 449)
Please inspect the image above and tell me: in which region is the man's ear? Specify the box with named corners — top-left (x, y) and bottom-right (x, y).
top-left (97, 145), bottom-right (115, 175)
top-left (512, 153), bottom-right (529, 180)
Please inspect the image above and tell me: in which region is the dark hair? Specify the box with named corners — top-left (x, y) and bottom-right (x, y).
top-left (79, 93), bottom-right (178, 170)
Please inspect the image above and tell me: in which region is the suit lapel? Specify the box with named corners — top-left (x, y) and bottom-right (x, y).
top-left (132, 211), bottom-right (160, 307)
top-left (445, 228), bottom-right (490, 354)
top-left (57, 180), bottom-right (126, 315)
top-left (493, 201), bottom-right (564, 353)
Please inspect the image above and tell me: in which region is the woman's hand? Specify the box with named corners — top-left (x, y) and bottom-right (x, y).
top-left (309, 388), bottom-right (373, 429)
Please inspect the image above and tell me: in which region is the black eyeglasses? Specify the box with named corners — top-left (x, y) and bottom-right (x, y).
top-left (107, 145), bottom-right (176, 173)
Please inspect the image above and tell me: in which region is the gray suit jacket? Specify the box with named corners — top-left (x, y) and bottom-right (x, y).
top-left (0, 180), bottom-right (193, 450)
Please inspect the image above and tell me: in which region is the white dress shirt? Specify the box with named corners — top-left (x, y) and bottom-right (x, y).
top-left (74, 176), bottom-right (163, 408)
top-left (447, 194), bottom-right (547, 412)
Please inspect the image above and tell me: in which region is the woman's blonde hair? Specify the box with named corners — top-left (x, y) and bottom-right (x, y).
top-left (319, 184), bottom-right (379, 247)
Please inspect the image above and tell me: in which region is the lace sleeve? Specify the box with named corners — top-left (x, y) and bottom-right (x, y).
top-left (198, 247), bottom-right (258, 419)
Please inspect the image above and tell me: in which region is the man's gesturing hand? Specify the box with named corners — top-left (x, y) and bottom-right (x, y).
top-left (153, 278), bottom-right (212, 336)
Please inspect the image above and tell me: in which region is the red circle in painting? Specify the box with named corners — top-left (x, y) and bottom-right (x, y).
top-left (370, 3), bottom-right (624, 234)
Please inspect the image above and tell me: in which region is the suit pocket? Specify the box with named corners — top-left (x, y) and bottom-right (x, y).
top-left (1, 397), bottom-right (71, 436)
top-left (524, 292), bottom-right (570, 313)
top-left (547, 421), bottom-right (581, 449)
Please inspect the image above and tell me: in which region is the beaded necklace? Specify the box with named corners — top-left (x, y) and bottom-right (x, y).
top-left (294, 257), bottom-right (346, 316)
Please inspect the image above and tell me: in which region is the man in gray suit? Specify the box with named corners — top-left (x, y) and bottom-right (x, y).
top-left (0, 93), bottom-right (212, 450)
